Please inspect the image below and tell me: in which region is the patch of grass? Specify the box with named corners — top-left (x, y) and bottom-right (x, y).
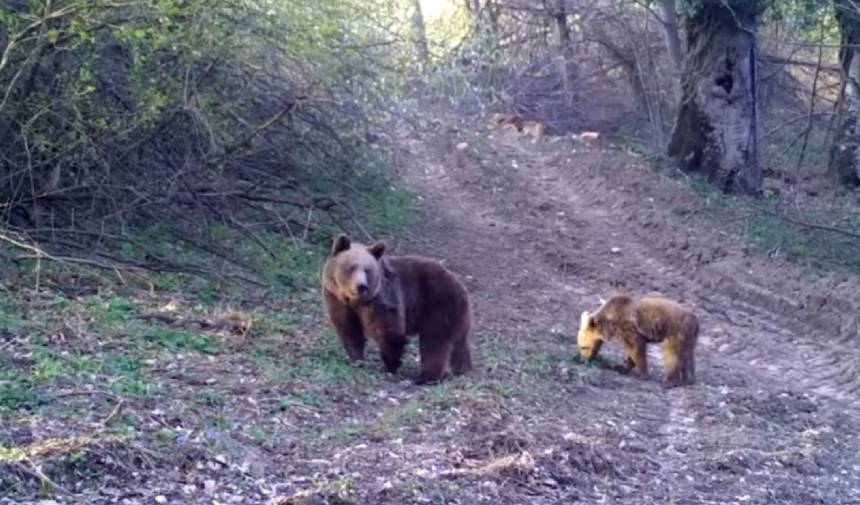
top-left (147, 327), bottom-right (220, 354)
top-left (291, 336), bottom-right (381, 386)
top-left (103, 355), bottom-right (151, 396)
top-left (153, 428), bottom-right (177, 442)
top-left (196, 389), bottom-right (227, 407)
top-left (0, 293), bottom-right (26, 332)
top-left (84, 295), bottom-right (136, 329)
top-left (359, 184), bottom-right (414, 233)
top-left (0, 337), bottom-right (153, 412)
top-left (0, 367), bottom-right (44, 411)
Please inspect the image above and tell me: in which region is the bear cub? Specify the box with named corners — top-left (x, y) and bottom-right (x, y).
top-left (578, 294), bottom-right (699, 387)
top-left (321, 234), bottom-right (472, 384)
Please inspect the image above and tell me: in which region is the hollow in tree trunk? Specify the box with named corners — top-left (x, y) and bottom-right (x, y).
top-left (667, 1), bottom-right (761, 196)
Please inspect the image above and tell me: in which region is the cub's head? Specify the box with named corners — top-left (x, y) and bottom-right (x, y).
top-left (577, 311), bottom-right (604, 361)
top-left (326, 234), bottom-right (386, 305)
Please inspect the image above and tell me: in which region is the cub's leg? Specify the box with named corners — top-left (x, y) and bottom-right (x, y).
top-left (614, 356), bottom-right (636, 374)
top-left (323, 290), bottom-right (366, 361)
top-left (682, 343), bottom-right (696, 385)
top-left (662, 338), bottom-right (684, 387)
top-left (623, 340), bottom-right (648, 376)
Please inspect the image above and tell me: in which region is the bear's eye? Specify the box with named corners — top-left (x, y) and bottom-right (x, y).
top-left (347, 264), bottom-right (358, 274)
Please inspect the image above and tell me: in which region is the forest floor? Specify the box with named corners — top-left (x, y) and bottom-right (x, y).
top-left (4, 109), bottom-right (860, 504)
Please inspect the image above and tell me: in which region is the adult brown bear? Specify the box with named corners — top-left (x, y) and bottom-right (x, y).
top-left (321, 234), bottom-right (472, 384)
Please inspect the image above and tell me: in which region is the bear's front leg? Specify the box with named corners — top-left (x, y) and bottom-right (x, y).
top-left (379, 335), bottom-right (407, 375)
top-left (324, 290), bottom-right (366, 361)
top-left (614, 356), bottom-right (636, 374)
top-left (622, 340), bottom-right (648, 377)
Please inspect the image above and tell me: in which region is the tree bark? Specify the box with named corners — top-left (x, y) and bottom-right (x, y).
top-left (552, 0), bottom-right (577, 104)
top-left (829, 0), bottom-right (860, 186)
top-left (658, 0), bottom-right (682, 101)
top-left (658, 0), bottom-right (682, 73)
top-left (410, 0), bottom-right (430, 67)
top-left (667, 1), bottom-right (761, 196)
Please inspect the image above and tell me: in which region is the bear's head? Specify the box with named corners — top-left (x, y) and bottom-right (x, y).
top-left (326, 234), bottom-right (386, 305)
top-left (577, 310), bottom-right (604, 361)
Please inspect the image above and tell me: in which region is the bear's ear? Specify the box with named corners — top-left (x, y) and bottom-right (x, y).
top-left (580, 311), bottom-right (595, 329)
top-left (368, 241), bottom-right (386, 259)
top-left (331, 234), bottom-right (351, 255)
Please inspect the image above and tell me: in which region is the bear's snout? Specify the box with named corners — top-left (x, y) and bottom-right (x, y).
top-left (357, 283), bottom-right (369, 296)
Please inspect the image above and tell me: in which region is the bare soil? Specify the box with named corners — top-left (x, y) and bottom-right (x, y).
top-left (4, 111), bottom-right (860, 504)
top-left (385, 112), bottom-right (860, 504)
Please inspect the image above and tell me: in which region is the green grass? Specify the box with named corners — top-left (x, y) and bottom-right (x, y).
top-left (147, 327), bottom-right (220, 354)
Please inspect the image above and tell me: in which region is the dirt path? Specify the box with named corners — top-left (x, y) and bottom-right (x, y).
top-left (389, 116), bottom-right (860, 504)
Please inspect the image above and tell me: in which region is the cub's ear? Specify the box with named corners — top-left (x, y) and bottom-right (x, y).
top-left (368, 241), bottom-right (386, 259)
top-left (331, 234), bottom-right (351, 255)
top-left (580, 311), bottom-right (595, 329)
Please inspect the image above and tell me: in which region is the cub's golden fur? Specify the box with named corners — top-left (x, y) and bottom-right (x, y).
top-left (578, 295), bottom-right (699, 387)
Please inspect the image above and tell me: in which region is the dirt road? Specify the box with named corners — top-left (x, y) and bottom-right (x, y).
top-left (386, 115), bottom-right (860, 504)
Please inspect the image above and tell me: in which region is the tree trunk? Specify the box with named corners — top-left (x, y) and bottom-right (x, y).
top-left (667, 1), bottom-right (761, 196)
top-left (409, 0), bottom-right (429, 67)
top-left (829, 1), bottom-right (860, 186)
top-left (552, 0), bottom-right (577, 105)
top-left (658, 0), bottom-right (682, 101)
top-left (658, 0), bottom-right (682, 73)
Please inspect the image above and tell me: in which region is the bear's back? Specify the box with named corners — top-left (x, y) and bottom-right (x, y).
top-left (388, 255), bottom-right (469, 328)
top-left (636, 297), bottom-right (698, 340)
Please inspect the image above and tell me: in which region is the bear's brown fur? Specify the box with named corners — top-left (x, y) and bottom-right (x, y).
top-left (578, 294), bottom-right (699, 387)
top-left (321, 234), bottom-right (472, 384)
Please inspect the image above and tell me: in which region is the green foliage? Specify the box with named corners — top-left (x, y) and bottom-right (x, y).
top-left (0, 0), bottom-right (415, 271)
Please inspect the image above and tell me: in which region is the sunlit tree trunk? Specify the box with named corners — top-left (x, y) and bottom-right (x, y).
top-left (667, 1), bottom-right (761, 196)
top-left (410, 0), bottom-right (429, 67)
top-left (830, 0), bottom-right (860, 186)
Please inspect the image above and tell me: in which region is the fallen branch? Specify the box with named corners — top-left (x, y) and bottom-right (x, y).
top-left (755, 207), bottom-right (860, 241)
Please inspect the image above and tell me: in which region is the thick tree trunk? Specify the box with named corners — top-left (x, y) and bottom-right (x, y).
top-left (667, 2), bottom-right (761, 196)
top-left (410, 0), bottom-right (430, 67)
top-left (830, 1), bottom-right (860, 186)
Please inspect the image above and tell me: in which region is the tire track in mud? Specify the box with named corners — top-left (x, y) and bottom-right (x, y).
top-left (393, 126), bottom-right (860, 504)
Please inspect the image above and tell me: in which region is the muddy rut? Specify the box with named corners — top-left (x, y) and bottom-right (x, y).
top-left (391, 119), bottom-right (860, 504)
